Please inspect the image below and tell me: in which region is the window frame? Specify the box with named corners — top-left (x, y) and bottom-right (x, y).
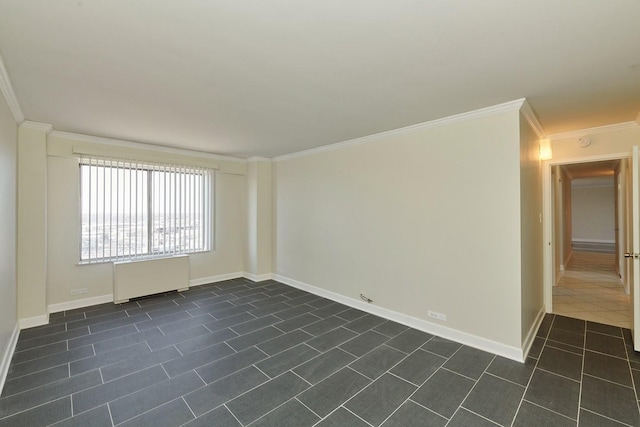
top-left (78, 157), bottom-right (213, 264)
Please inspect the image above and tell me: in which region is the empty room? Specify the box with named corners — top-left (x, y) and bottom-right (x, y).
top-left (1, 1), bottom-right (640, 426)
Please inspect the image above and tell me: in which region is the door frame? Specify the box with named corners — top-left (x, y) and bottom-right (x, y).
top-left (543, 152), bottom-right (630, 313)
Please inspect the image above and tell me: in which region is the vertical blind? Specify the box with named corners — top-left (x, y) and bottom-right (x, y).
top-left (79, 155), bottom-right (213, 263)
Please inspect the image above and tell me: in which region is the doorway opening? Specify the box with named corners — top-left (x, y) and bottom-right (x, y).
top-left (548, 158), bottom-right (631, 328)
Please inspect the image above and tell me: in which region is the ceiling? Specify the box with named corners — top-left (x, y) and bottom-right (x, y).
top-left (0, 1), bottom-right (639, 158)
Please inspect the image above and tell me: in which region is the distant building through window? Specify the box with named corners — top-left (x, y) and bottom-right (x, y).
top-left (79, 156), bottom-right (213, 263)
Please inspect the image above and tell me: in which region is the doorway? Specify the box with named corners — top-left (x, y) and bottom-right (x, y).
top-left (546, 157), bottom-right (631, 328)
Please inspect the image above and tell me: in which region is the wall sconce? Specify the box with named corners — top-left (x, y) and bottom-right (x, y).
top-left (539, 138), bottom-right (552, 160)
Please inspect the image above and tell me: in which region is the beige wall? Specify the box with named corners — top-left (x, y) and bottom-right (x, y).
top-left (45, 134), bottom-right (245, 307)
top-left (519, 114), bottom-right (544, 344)
top-left (274, 110), bottom-right (525, 350)
top-left (244, 161), bottom-right (258, 273)
top-left (571, 184), bottom-right (615, 242)
top-left (17, 124), bottom-right (48, 321)
top-left (0, 91), bottom-right (17, 360)
top-left (244, 159), bottom-right (274, 278)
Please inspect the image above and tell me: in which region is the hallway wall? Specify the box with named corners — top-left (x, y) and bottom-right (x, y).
top-left (571, 181), bottom-right (615, 246)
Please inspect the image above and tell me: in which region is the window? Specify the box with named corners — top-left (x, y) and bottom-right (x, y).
top-left (79, 156), bottom-right (213, 263)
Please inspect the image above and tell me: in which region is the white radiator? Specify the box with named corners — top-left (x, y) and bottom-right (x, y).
top-left (113, 255), bottom-right (189, 303)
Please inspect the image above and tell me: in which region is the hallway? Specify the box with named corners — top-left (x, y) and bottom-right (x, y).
top-left (553, 251), bottom-right (631, 329)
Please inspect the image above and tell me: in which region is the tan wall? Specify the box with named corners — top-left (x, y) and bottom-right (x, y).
top-left (256, 161), bottom-right (272, 275)
top-left (17, 124), bottom-right (48, 320)
top-left (0, 92), bottom-right (18, 357)
top-left (571, 184), bottom-right (615, 242)
top-left (244, 161), bottom-right (258, 274)
top-left (274, 110), bottom-right (524, 349)
top-left (519, 114), bottom-right (544, 344)
top-left (46, 134), bottom-right (245, 307)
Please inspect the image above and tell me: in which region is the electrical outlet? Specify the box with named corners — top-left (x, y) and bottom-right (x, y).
top-left (428, 310), bottom-right (447, 321)
top-left (70, 288), bottom-right (88, 296)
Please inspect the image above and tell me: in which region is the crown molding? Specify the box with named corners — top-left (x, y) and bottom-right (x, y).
top-left (547, 121), bottom-right (640, 140)
top-left (246, 156), bottom-right (272, 162)
top-left (0, 53), bottom-right (24, 124)
top-left (20, 121), bottom-right (53, 133)
top-left (49, 130), bottom-right (246, 163)
top-left (519, 100), bottom-right (545, 138)
top-left (274, 99), bottom-right (527, 162)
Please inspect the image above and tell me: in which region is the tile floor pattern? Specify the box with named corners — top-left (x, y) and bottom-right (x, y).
top-left (553, 251), bottom-right (631, 329)
top-left (2, 278), bottom-right (640, 426)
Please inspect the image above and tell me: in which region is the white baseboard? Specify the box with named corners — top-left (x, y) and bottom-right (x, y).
top-left (189, 272), bottom-right (243, 287)
top-left (273, 274), bottom-right (525, 362)
top-left (0, 322), bottom-right (20, 395)
top-left (18, 314), bottom-right (50, 329)
top-left (572, 238), bottom-right (615, 244)
top-left (243, 272), bottom-right (273, 282)
top-left (47, 272), bottom-right (248, 315)
top-left (522, 306), bottom-right (546, 359)
top-left (48, 294), bottom-right (114, 314)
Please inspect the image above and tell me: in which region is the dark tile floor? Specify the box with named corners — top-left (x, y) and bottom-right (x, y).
top-left (1, 278), bottom-right (640, 426)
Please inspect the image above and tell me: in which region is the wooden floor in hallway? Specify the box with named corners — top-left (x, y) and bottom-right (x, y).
top-left (553, 251), bottom-right (631, 329)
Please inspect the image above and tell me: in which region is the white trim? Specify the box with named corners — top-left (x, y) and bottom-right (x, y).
top-left (550, 152), bottom-right (631, 166)
top-left (0, 322), bottom-right (20, 395)
top-left (20, 121), bottom-right (53, 133)
top-left (519, 100), bottom-right (546, 139)
top-left (547, 122), bottom-right (639, 140)
top-left (572, 238), bottom-right (615, 244)
top-left (47, 272), bottom-right (249, 314)
top-left (48, 294), bottom-right (114, 314)
top-left (189, 272), bottom-right (244, 287)
top-left (50, 130), bottom-right (246, 163)
top-left (18, 314), bottom-right (50, 329)
top-left (243, 272), bottom-right (273, 282)
top-left (274, 274), bottom-right (524, 362)
top-left (522, 307), bottom-right (546, 359)
top-left (273, 99), bottom-right (527, 162)
top-left (246, 157), bottom-right (272, 162)
top-left (0, 52), bottom-right (24, 123)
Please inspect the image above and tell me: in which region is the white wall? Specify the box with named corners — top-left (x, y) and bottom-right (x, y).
top-left (571, 182), bottom-right (614, 243)
top-left (519, 114), bottom-right (544, 345)
top-left (0, 90), bottom-right (18, 380)
top-left (274, 109), bottom-right (525, 352)
top-left (45, 133), bottom-right (245, 307)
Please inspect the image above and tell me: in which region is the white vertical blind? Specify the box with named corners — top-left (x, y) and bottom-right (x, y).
top-left (79, 155), bottom-right (213, 263)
